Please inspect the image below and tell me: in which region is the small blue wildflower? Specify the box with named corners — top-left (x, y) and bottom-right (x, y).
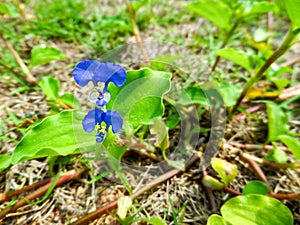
top-left (72, 60), bottom-right (126, 106)
top-left (82, 108), bottom-right (123, 143)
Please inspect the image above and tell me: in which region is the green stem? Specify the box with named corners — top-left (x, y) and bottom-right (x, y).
top-left (211, 18), bottom-right (241, 72)
top-left (231, 27), bottom-right (300, 115)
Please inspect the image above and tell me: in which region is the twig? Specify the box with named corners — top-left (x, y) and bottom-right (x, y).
top-left (268, 193), bottom-right (300, 201)
top-left (0, 178), bottom-right (51, 203)
top-left (228, 142), bottom-right (290, 153)
top-left (232, 104), bottom-right (264, 122)
top-left (240, 153), bottom-right (270, 187)
top-left (70, 153), bottom-right (200, 225)
top-left (281, 56), bottom-right (300, 67)
top-left (211, 19), bottom-right (241, 72)
top-left (223, 186), bottom-right (300, 201)
top-left (223, 186), bottom-right (241, 196)
top-left (0, 61), bottom-right (27, 80)
top-left (263, 161), bottom-right (300, 169)
top-left (0, 34), bottom-right (38, 85)
top-left (201, 165), bottom-right (217, 213)
top-left (0, 169), bottom-right (84, 220)
top-left (278, 84), bottom-right (300, 100)
top-left (125, 0), bottom-right (150, 66)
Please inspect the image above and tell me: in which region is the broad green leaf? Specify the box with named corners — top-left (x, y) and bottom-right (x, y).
top-left (11, 110), bottom-right (95, 164)
top-left (0, 154), bottom-right (11, 172)
top-left (59, 93), bottom-right (81, 108)
top-left (243, 1), bottom-right (278, 16)
top-left (202, 175), bottom-right (225, 190)
top-left (266, 143), bottom-right (288, 163)
top-left (265, 101), bottom-right (289, 142)
top-left (276, 0), bottom-right (300, 28)
top-left (0, 3), bottom-right (19, 17)
top-left (39, 76), bottom-right (60, 100)
top-left (178, 85), bottom-right (210, 106)
top-left (187, 0), bottom-right (232, 30)
top-left (138, 217), bottom-right (167, 225)
top-left (279, 135), bottom-right (300, 160)
top-left (211, 158), bottom-right (238, 186)
top-left (30, 45), bottom-right (67, 66)
top-left (107, 68), bottom-right (171, 128)
top-left (219, 82), bottom-right (242, 107)
top-left (207, 214), bottom-right (229, 225)
top-left (221, 195), bottom-right (293, 225)
top-left (242, 180), bottom-right (269, 195)
top-left (117, 196), bottom-right (132, 220)
top-left (215, 48), bottom-right (252, 72)
top-left (150, 54), bottom-right (181, 71)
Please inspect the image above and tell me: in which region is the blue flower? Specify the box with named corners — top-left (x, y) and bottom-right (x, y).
top-left (82, 108), bottom-right (123, 142)
top-left (72, 60), bottom-right (126, 106)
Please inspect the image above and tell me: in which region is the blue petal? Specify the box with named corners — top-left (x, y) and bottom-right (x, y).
top-left (102, 110), bottom-right (123, 133)
top-left (73, 60), bottom-right (101, 87)
top-left (82, 108), bottom-right (104, 133)
top-left (95, 62), bottom-right (126, 88)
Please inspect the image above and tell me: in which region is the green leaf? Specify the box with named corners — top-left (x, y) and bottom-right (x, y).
top-left (178, 85), bottom-right (210, 106)
top-left (265, 101), bottom-right (289, 142)
top-left (211, 158), bottom-right (238, 186)
top-left (221, 195), bottom-right (293, 225)
top-left (242, 180), bottom-right (269, 195)
top-left (219, 82), bottom-right (242, 107)
top-left (243, 1), bottom-right (278, 16)
top-left (0, 3), bottom-right (19, 17)
top-left (39, 76), bottom-right (60, 100)
top-left (207, 214), bottom-right (230, 225)
top-left (59, 93), bottom-right (81, 108)
top-left (202, 175), bottom-right (225, 190)
top-left (265, 143), bottom-right (288, 163)
top-left (0, 154), bottom-right (11, 172)
top-left (11, 110), bottom-right (96, 164)
top-left (279, 135), bottom-right (300, 160)
top-left (30, 45), bottom-right (67, 66)
top-left (138, 217), bottom-right (167, 225)
top-left (215, 48), bottom-right (252, 72)
top-left (277, 0), bottom-right (300, 28)
top-left (150, 54), bottom-right (181, 71)
top-left (187, 0), bottom-right (232, 30)
top-left (107, 68), bottom-right (171, 128)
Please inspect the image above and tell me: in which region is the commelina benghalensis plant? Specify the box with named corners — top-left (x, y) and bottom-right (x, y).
top-left (72, 60), bottom-right (126, 142)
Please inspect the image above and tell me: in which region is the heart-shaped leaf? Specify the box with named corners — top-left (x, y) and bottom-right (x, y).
top-left (221, 194), bottom-right (293, 225)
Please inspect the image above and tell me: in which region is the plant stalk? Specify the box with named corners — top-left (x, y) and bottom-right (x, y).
top-left (231, 27), bottom-right (300, 114)
top-left (211, 19), bottom-right (241, 72)
top-left (0, 34), bottom-right (38, 85)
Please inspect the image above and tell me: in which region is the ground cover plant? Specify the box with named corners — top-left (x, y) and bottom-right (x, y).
top-left (0, 0), bottom-right (300, 224)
